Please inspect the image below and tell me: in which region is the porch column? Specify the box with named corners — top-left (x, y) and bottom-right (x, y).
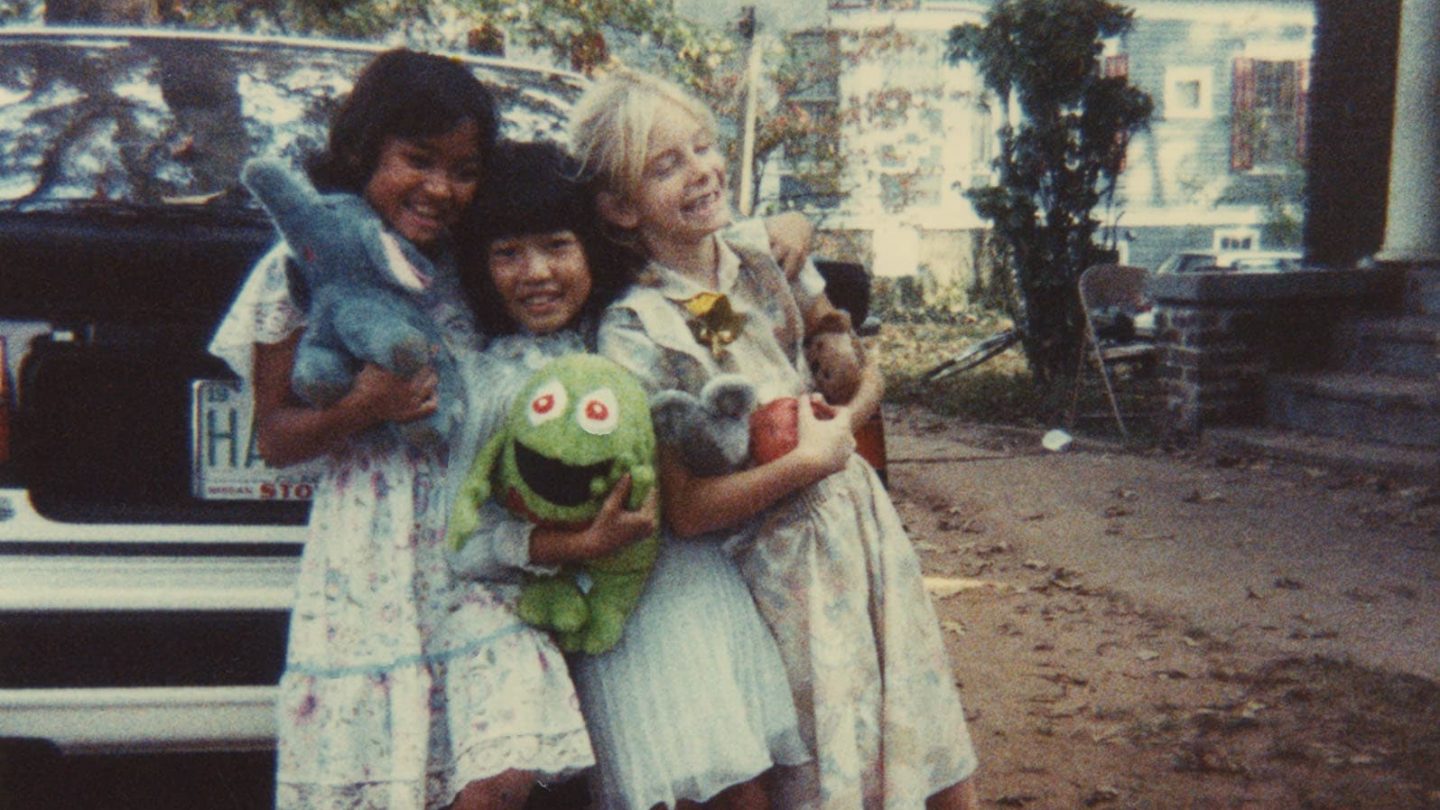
top-left (1377, 0), bottom-right (1440, 262)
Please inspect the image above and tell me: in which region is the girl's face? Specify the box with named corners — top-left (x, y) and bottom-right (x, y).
top-left (364, 119), bottom-right (483, 247)
top-left (607, 103), bottom-right (730, 249)
top-left (488, 230), bottom-right (594, 335)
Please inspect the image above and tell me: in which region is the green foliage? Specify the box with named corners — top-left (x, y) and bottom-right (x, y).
top-left (947, 0), bottom-right (1152, 387)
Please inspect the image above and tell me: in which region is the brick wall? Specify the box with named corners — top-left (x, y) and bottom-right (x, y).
top-left (1152, 268), bottom-right (1403, 436)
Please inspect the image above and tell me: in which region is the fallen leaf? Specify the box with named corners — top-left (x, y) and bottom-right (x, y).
top-left (940, 619), bottom-right (967, 637)
top-left (1090, 725), bottom-right (1125, 743)
top-left (1023, 558), bottom-right (1049, 570)
top-left (1083, 786), bottom-right (1121, 806)
top-left (1182, 489), bottom-right (1226, 503)
top-left (924, 576), bottom-right (1001, 597)
top-left (1045, 699), bottom-right (1089, 719)
top-left (1135, 649), bottom-right (1160, 662)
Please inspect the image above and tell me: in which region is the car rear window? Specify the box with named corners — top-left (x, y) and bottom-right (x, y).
top-left (0, 32), bottom-right (581, 210)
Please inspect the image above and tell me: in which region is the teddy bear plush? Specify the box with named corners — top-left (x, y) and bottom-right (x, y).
top-left (448, 354), bottom-right (659, 655)
top-left (803, 308), bottom-right (866, 406)
top-left (240, 157), bottom-right (460, 450)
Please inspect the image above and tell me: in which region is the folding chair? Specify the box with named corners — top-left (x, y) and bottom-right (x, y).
top-left (1068, 264), bottom-right (1158, 438)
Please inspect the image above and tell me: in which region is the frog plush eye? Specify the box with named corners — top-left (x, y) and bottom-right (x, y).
top-left (527, 379), bottom-right (568, 426)
top-left (577, 388), bottom-right (620, 435)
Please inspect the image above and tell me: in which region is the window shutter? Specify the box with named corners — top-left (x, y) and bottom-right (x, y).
top-left (1294, 58), bottom-right (1308, 161)
top-left (1104, 54), bottom-right (1131, 171)
top-left (1231, 57), bottom-right (1255, 171)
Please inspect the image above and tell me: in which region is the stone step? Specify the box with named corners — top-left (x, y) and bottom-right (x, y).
top-left (1265, 371), bottom-right (1440, 449)
top-left (1204, 425), bottom-right (1440, 484)
top-left (1335, 314), bottom-right (1440, 377)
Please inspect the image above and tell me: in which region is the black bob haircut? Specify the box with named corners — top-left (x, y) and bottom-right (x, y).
top-left (459, 140), bottom-right (642, 336)
top-left (308, 49), bottom-right (500, 193)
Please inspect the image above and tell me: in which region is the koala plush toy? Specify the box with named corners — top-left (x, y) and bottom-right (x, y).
top-left (803, 309), bottom-right (866, 406)
top-left (240, 158), bottom-right (461, 450)
top-left (650, 375), bottom-right (758, 477)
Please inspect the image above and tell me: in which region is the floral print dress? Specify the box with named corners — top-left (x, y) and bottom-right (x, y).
top-left (597, 236), bottom-right (980, 809)
top-left (209, 246), bottom-right (593, 810)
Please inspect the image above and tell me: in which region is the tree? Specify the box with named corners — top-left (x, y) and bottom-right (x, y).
top-left (947, 0), bottom-right (1152, 387)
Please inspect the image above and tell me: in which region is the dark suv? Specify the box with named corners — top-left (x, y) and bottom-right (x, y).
top-left (0, 27), bottom-right (582, 807)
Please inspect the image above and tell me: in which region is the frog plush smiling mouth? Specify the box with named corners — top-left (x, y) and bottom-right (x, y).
top-left (449, 354), bottom-right (659, 654)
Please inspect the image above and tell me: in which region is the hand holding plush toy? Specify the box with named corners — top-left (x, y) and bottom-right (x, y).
top-left (241, 158), bottom-right (461, 450)
top-left (803, 309), bottom-right (866, 406)
top-left (448, 354), bottom-right (659, 655)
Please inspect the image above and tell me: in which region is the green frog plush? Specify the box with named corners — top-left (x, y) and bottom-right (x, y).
top-left (449, 354), bottom-right (659, 654)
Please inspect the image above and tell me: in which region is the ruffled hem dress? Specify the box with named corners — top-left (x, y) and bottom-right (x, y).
top-left (209, 246), bottom-right (594, 810)
top-left (449, 330), bottom-right (809, 810)
top-left (597, 236), bottom-right (980, 809)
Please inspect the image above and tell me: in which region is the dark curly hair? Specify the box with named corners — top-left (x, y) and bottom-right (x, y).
top-left (307, 49), bottom-right (500, 193)
top-left (459, 140), bottom-right (642, 336)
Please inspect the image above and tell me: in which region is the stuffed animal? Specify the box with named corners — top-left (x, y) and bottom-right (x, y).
top-left (650, 375), bottom-right (756, 477)
top-left (240, 158), bottom-right (460, 450)
top-left (448, 354), bottom-right (659, 655)
top-left (652, 375), bottom-right (847, 471)
top-left (803, 309), bottom-right (866, 406)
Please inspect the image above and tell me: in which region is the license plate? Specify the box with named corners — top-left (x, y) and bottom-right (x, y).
top-left (191, 380), bottom-right (321, 501)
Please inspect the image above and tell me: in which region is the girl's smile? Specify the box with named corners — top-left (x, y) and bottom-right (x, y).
top-left (488, 230), bottom-right (593, 335)
top-left (364, 119), bottom-right (483, 246)
top-left (602, 104), bottom-right (731, 272)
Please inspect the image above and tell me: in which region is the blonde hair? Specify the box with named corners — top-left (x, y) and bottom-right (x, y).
top-left (568, 68), bottom-right (718, 200)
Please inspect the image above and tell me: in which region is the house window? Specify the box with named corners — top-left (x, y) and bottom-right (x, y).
top-left (1231, 58), bottom-right (1308, 171)
top-left (1214, 228), bottom-right (1259, 252)
top-left (777, 30), bottom-right (843, 209)
top-left (1164, 66), bottom-right (1213, 119)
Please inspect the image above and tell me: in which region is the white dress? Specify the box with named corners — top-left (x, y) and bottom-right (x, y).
top-left (209, 246), bottom-right (594, 810)
top-left (452, 328), bottom-right (809, 810)
top-left (598, 237), bottom-right (980, 809)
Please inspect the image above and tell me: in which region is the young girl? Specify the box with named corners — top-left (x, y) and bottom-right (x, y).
top-left (450, 138), bottom-right (809, 810)
top-left (570, 69), bottom-right (981, 809)
top-left (209, 51), bottom-right (594, 810)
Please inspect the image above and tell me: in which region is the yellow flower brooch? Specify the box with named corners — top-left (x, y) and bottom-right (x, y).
top-left (683, 291), bottom-right (746, 359)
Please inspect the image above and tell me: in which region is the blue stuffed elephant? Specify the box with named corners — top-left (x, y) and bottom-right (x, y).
top-left (240, 158), bottom-right (461, 450)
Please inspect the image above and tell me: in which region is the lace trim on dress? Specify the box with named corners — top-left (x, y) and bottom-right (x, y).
top-left (208, 244), bottom-right (307, 382)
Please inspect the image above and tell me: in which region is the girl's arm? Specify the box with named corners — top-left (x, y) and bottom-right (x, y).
top-left (449, 475), bottom-right (659, 581)
top-left (843, 353), bottom-right (885, 433)
top-left (661, 397), bottom-right (855, 538)
top-left (251, 332), bottom-right (439, 467)
top-left (796, 294), bottom-right (884, 431)
top-left (763, 211), bottom-right (814, 279)
top-left (528, 476), bottom-right (659, 564)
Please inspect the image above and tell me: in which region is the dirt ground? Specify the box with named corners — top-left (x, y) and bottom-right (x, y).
top-left (883, 405), bottom-right (1440, 809)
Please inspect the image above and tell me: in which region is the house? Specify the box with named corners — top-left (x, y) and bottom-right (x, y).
top-left (764, 0), bottom-right (1317, 285)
